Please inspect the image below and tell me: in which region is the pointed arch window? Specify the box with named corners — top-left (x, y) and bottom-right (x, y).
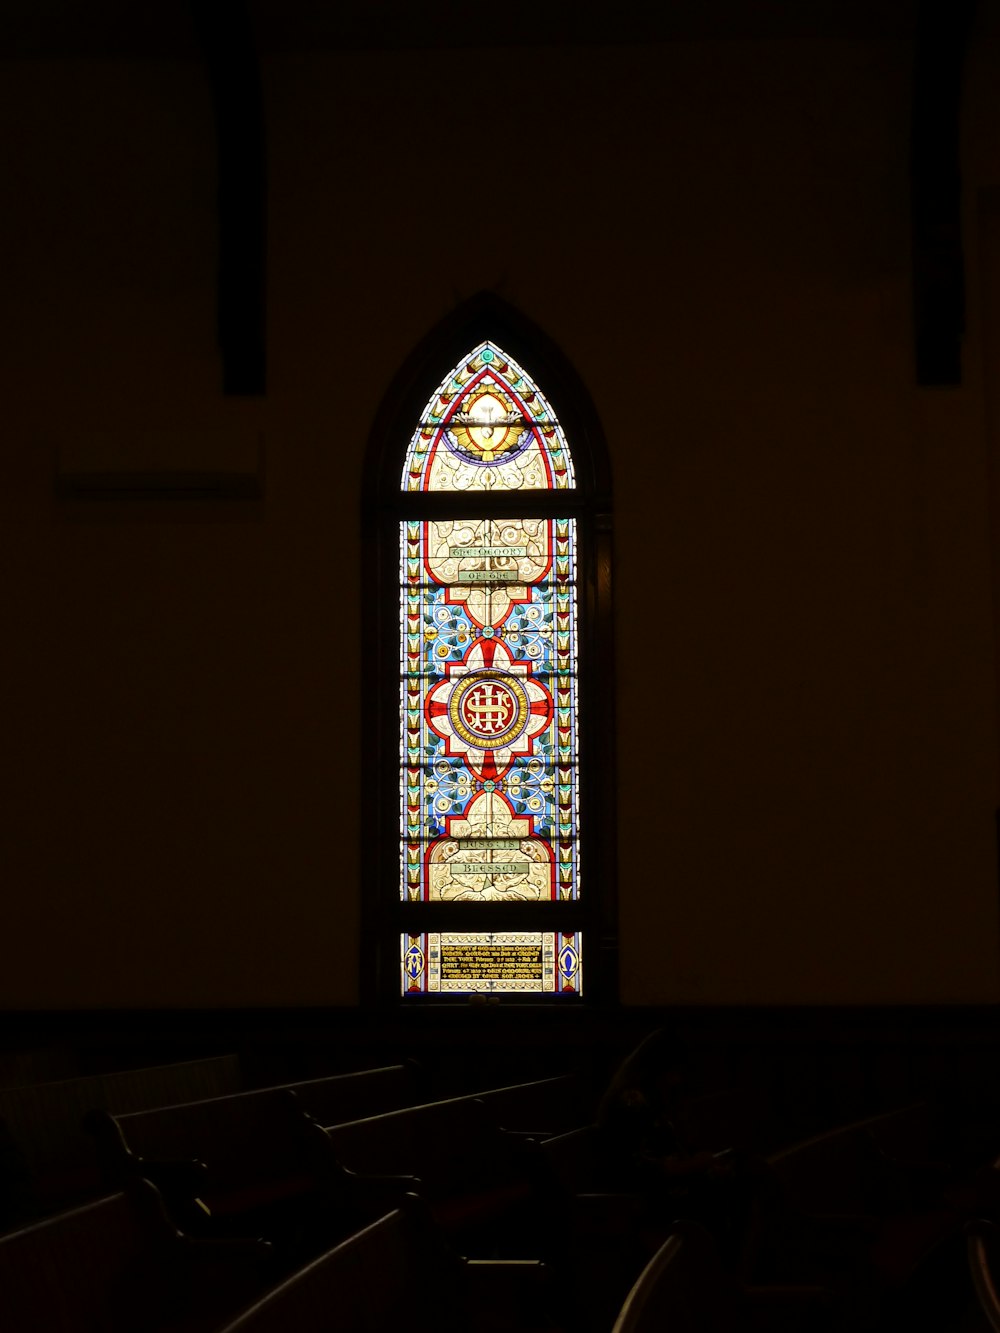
top-left (365, 302), bottom-right (614, 1004)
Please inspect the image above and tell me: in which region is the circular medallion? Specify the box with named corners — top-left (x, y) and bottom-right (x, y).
top-left (448, 670), bottom-right (530, 750)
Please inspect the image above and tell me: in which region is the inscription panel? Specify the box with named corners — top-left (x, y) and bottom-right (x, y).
top-left (441, 942), bottom-right (544, 981)
top-left (401, 931), bottom-right (582, 995)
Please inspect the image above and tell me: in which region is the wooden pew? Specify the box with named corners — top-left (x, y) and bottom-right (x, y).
top-left (87, 1064), bottom-right (416, 1186)
top-left (673, 1086), bottom-right (776, 1156)
top-left (316, 1091), bottom-right (550, 1252)
top-left (531, 1126), bottom-right (648, 1331)
top-left (754, 1105), bottom-right (964, 1298)
top-left (315, 1074), bottom-right (584, 1142)
top-left (87, 1086), bottom-right (358, 1258)
top-left (472, 1074), bottom-right (588, 1136)
top-left (214, 1201), bottom-right (552, 1333)
top-left (966, 1218), bottom-right (1000, 1331)
top-left (0, 1054), bottom-right (242, 1229)
top-left (766, 1104), bottom-right (949, 1221)
top-left (275, 1062), bottom-right (418, 1123)
top-left (85, 1064), bottom-right (419, 1254)
top-left (611, 1220), bottom-right (833, 1333)
top-left (0, 1180), bottom-right (273, 1333)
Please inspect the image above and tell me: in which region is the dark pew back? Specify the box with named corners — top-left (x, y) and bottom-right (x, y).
top-left (611, 1221), bottom-right (832, 1333)
top-left (278, 1063), bottom-right (416, 1124)
top-left (0, 1192), bottom-right (146, 1333)
top-left (318, 1075), bottom-right (583, 1149)
top-left (473, 1074), bottom-right (586, 1135)
top-left (538, 1125), bottom-right (604, 1194)
top-left (92, 1087), bottom-right (313, 1189)
top-left (320, 1090), bottom-right (553, 1247)
top-left (323, 1095), bottom-right (500, 1188)
top-left (0, 1055), bottom-right (242, 1225)
top-left (611, 1223), bottom-right (743, 1333)
top-left (766, 1103), bottom-right (936, 1216)
top-left (0, 1183), bottom-right (272, 1333)
top-left (674, 1086), bottom-right (775, 1156)
top-left (87, 1065), bottom-right (418, 1245)
top-left (967, 1218), bottom-right (1000, 1332)
top-left (216, 1204), bottom-right (547, 1333)
top-left (90, 1065), bottom-right (413, 1190)
top-left (755, 1104), bottom-right (961, 1298)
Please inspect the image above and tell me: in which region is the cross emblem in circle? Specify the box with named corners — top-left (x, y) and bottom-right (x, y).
top-left (461, 682), bottom-right (515, 736)
top-left (443, 666), bottom-right (534, 752)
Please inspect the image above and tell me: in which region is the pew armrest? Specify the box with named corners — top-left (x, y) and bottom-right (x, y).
top-left (463, 1259), bottom-right (551, 1331)
top-left (137, 1157), bottom-right (211, 1195)
top-left (174, 1232), bottom-right (274, 1264)
top-left (349, 1171), bottom-right (424, 1204)
top-left (85, 1109), bottom-right (208, 1196)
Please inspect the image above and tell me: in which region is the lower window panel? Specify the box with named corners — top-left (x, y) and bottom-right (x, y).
top-left (401, 931), bottom-right (582, 996)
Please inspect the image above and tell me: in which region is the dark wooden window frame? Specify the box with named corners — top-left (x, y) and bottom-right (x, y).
top-left (361, 294), bottom-right (617, 1007)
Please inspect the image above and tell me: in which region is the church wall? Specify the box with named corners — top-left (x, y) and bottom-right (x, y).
top-left (0, 36), bottom-right (997, 1007)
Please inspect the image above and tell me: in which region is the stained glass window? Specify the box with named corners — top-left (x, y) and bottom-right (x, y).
top-left (398, 342), bottom-right (582, 997)
top-left (365, 305), bottom-right (613, 1005)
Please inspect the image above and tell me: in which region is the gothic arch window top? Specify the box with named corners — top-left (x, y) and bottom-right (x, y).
top-left (402, 342), bottom-right (575, 493)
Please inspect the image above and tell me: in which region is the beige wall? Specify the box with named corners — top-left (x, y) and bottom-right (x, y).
top-left (1, 36), bottom-right (998, 1007)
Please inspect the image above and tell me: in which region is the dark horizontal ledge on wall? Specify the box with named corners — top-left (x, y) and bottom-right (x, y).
top-left (55, 471), bottom-right (263, 500)
top-left (53, 432), bottom-right (265, 500)
top-left (4, 1003), bottom-right (1000, 1048)
top-left (0, 0), bottom-right (918, 59)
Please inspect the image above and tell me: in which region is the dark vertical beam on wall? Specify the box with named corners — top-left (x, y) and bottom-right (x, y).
top-left (192, 0), bottom-right (266, 394)
top-left (911, 0), bottom-right (976, 386)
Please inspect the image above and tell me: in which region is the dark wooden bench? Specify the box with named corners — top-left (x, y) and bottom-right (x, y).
top-left (611, 1220), bottom-right (834, 1333)
top-left (754, 1105), bottom-right (965, 1297)
top-left (277, 1061), bottom-right (417, 1122)
top-left (215, 1201), bottom-right (554, 1333)
top-left (85, 1064), bottom-right (420, 1256)
top-left (531, 1125), bottom-right (650, 1331)
top-left (673, 1086), bottom-right (776, 1156)
top-left (472, 1074), bottom-right (588, 1136)
top-left (87, 1085), bottom-right (355, 1257)
top-left (766, 1104), bottom-right (950, 1221)
top-left (0, 1180), bottom-right (274, 1333)
top-left (0, 1054), bottom-right (242, 1230)
top-left (966, 1217), bottom-right (1000, 1331)
top-left (315, 1074), bottom-right (584, 1140)
top-left (316, 1091), bottom-right (549, 1251)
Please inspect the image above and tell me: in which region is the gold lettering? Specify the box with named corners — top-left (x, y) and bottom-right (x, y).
top-left (439, 942), bottom-right (544, 982)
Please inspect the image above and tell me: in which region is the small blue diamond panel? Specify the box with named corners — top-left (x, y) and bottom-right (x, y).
top-left (400, 517), bottom-right (579, 906)
top-left (401, 932), bottom-right (582, 995)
